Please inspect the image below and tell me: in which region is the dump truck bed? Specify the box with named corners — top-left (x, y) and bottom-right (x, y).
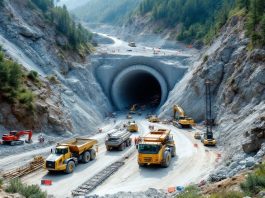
top-left (105, 130), bottom-right (131, 147)
top-left (60, 138), bottom-right (97, 155)
top-left (143, 129), bottom-right (170, 143)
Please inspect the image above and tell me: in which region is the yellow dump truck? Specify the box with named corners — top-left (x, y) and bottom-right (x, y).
top-left (138, 129), bottom-right (175, 168)
top-left (127, 121), bottom-right (138, 132)
top-left (45, 138), bottom-right (98, 174)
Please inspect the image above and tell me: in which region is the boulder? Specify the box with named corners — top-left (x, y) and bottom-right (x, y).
top-left (19, 24), bottom-right (42, 40)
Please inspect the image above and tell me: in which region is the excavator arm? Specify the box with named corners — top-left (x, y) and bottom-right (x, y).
top-left (2, 130), bottom-right (33, 145)
top-left (18, 130), bottom-right (33, 141)
top-left (173, 105), bottom-right (185, 119)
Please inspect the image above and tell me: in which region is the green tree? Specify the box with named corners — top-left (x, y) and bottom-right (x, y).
top-left (8, 62), bottom-right (22, 89)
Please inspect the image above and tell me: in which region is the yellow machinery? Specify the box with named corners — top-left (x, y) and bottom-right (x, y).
top-left (127, 121), bottom-right (138, 132)
top-left (201, 80), bottom-right (216, 146)
top-left (201, 133), bottom-right (216, 146)
top-left (129, 104), bottom-right (137, 114)
top-left (138, 129), bottom-right (176, 168)
top-left (173, 105), bottom-right (195, 128)
top-left (148, 115), bottom-right (160, 123)
top-left (45, 138), bottom-right (98, 174)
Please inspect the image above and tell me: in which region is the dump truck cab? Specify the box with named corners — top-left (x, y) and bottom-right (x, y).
top-left (45, 138), bottom-right (98, 174)
top-left (46, 145), bottom-right (73, 172)
top-left (138, 129), bottom-right (175, 168)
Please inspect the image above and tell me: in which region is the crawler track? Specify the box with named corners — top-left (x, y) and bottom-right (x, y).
top-left (72, 161), bottom-right (125, 197)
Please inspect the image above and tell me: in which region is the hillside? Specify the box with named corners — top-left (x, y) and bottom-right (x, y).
top-left (0, 0), bottom-right (264, 197)
top-left (73, 0), bottom-right (142, 24)
top-left (0, 0), bottom-right (111, 134)
top-left (130, 0), bottom-right (265, 47)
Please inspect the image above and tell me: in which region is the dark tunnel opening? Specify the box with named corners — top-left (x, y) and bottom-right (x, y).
top-left (119, 72), bottom-right (162, 109)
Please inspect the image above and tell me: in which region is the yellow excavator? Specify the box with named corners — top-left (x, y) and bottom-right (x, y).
top-left (173, 105), bottom-right (195, 128)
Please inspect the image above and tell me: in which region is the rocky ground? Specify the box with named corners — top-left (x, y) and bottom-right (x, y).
top-left (159, 15), bottom-right (265, 182)
top-left (88, 188), bottom-right (172, 198)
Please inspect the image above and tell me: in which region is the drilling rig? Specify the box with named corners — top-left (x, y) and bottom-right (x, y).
top-left (201, 80), bottom-right (216, 146)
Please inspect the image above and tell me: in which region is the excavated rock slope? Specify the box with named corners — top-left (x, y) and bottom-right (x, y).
top-left (0, 0), bottom-right (111, 134)
top-left (159, 16), bottom-right (265, 161)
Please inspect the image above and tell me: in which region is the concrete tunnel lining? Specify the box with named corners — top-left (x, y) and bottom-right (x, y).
top-left (111, 65), bottom-right (168, 110)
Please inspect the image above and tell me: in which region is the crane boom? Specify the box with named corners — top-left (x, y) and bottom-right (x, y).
top-left (205, 80), bottom-right (213, 138)
top-left (201, 80), bottom-right (216, 146)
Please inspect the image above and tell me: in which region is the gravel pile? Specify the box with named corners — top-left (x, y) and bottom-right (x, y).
top-left (87, 188), bottom-right (172, 198)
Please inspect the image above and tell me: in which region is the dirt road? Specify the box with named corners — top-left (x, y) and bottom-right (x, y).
top-left (20, 114), bottom-right (218, 197)
top-left (92, 122), bottom-right (218, 195)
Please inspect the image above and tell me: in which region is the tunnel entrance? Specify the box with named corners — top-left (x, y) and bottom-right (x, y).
top-left (120, 72), bottom-right (161, 108)
top-left (111, 65), bottom-right (168, 110)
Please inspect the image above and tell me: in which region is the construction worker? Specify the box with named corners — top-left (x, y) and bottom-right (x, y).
top-left (38, 134), bottom-right (44, 143)
top-left (135, 137), bottom-right (140, 149)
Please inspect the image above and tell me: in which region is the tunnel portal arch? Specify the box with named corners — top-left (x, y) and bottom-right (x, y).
top-left (111, 65), bottom-right (168, 110)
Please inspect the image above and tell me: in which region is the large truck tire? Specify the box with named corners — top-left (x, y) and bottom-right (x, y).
top-left (81, 151), bottom-right (91, 163)
top-left (161, 151), bottom-right (171, 168)
top-left (119, 142), bottom-right (126, 151)
top-left (138, 163), bottom-right (145, 167)
top-left (89, 149), bottom-right (96, 160)
top-left (65, 161), bottom-right (75, 174)
top-left (171, 147), bottom-right (176, 157)
top-left (106, 146), bottom-right (111, 151)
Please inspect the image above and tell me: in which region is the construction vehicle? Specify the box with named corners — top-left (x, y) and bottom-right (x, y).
top-left (173, 105), bottom-right (195, 128)
top-left (148, 115), bottom-right (160, 123)
top-left (128, 42), bottom-right (136, 47)
top-left (194, 132), bottom-right (202, 140)
top-left (45, 137), bottom-right (98, 174)
top-left (105, 130), bottom-right (132, 151)
top-left (126, 114), bottom-right (132, 119)
top-left (129, 104), bottom-right (137, 114)
top-left (201, 80), bottom-right (216, 146)
top-left (2, 130), bottom-right (33, 146)
top-left (127, 121), bottom-right (138, 132)
top-left (138, 129), bottom-right (175, 168)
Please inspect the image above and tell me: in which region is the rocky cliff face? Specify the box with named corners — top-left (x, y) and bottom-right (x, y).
top-left (0, 0), bottom-right (112, 134)
top-left (159, 15), bottom-right (265, 158)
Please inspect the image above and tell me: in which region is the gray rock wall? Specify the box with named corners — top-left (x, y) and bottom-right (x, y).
top-left (159, 16), bottom-right (265, 159)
